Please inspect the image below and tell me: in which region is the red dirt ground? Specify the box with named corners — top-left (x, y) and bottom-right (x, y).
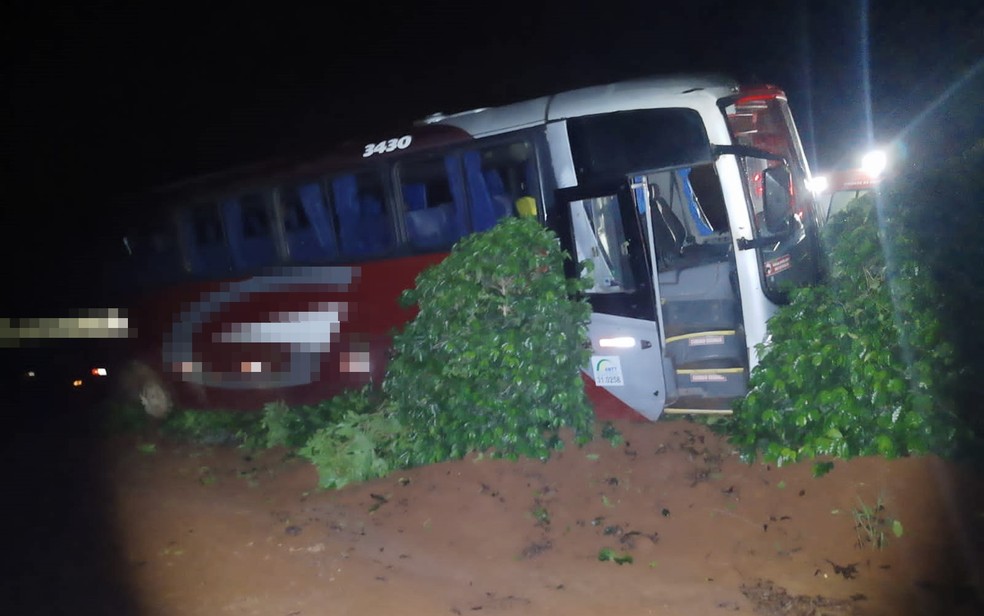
top-left (89, 418), bottom-right (984, 616)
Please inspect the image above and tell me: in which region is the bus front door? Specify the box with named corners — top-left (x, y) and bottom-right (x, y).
top-left (557, 182), bottom-right (668, 421)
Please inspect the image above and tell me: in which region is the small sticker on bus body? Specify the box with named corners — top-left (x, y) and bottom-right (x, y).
top-left (591, 355), bottom-right (625, 387)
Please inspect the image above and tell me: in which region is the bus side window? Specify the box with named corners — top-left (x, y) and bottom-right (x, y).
top-left (279, 181), bottom-right (338, 263)
top-left (221, 192), bottom-right (279, 271)
top-left (682, 164), bottom-right (729, 234)
top-left (570, 195), bottom-right (637, 294)
top-left (398, 155), bottom-right (468, 250)
top-left (463, 141), bottom-right (538, 232)
top-left (181, 203), bottom-right (232, 275)
top-left (332, 172), bottom-right (395, 257)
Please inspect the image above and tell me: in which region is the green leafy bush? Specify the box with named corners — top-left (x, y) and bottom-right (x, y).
top-left (383, 217), bottom-right (594, 465)
top-left (890, 144), bottom-right (984, 443)
top-left (727, 192), bottom-right (966, 465)
top-left (160, 408), bottom-right (262, 445)
top-left (252, 398), bottom-right (346, 450)
top-left (296, 387), bottom-right (407, 489)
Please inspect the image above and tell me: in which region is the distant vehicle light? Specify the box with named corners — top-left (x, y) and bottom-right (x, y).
top-left (72, 379), bottom-right (83, 387)
top-left (807, 175), bottom-right (829, 194)
top-left (91, 367), bottom-right (108, 376)
top-left (598, 336), bottom-right (636, 349)
top-left (861, 150), bottom-right (887, 178)
top-left (26, 370), bottom-right (36, 378)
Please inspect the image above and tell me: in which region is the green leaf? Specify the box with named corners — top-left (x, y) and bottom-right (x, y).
top-left (812, 461), bottom-right (835, 477)
top-left (892, 519), bottom-right (904, 538)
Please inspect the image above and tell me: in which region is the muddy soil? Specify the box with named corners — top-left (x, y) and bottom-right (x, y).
top-left (4, 408), bottom-right (982, 615)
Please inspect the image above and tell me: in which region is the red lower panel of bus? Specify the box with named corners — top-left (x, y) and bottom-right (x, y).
top-left (121, 253), bottom-right (647, 422)
top-left (582, 374), bottom-right (649, 422)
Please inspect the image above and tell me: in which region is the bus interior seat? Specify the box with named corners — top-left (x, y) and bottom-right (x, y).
top-left (400, 177), bottom-right (458, 248)
top-left (407, 202), bottom-right (455, 249)
top-left (461, 152), bottom-right (498, 232)
top-left (649, 185), bottom-right (685, 268)
top-left (222, 198), bottom-right (278, 271)
top-left (357, 194), bottom-right (391, 254)
top-left (482, 169), bottom-right (514, 221)
top-left (650, 183), bottom-right (732, 271)
top-left (285, 183), bottom-right (337, 263)
top-left (333, 175), bottom-right (391, 256)
top-left (402, 183), bottom-right (427, 211)
top-left (648, 181), bottom-right (738, 332)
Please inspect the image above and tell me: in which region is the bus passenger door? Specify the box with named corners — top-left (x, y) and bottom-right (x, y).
top-left (554, 183), bottom-right (667, 421)
top-left (630, 171), bottom-right (747, 414)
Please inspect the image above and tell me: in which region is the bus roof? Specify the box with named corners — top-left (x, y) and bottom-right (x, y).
top-left (141, 74), bottom-right (746, 204)
top-left (428, 74), bottom-right (740, 138)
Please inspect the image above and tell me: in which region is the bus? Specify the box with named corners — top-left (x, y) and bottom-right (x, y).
top-left (107, 75), bottom-right (824, 422)
top-left (818, 167), bottom-right (883, 222)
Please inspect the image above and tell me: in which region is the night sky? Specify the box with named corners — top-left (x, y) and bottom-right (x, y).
top-left (2, 0), bottom-right (981, 308)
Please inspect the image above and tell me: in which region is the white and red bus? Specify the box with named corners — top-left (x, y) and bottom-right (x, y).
top-left (108, 75), bottom-right (823, 421)
top-left (817, 167), bottom-right (883, 222)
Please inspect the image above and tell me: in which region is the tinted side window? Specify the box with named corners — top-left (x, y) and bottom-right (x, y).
top-left (183, 203), bottom-right (232, 274)
top-left (399, 156), bottom-right (468, 250)
top-left (463, 141), bottom-right (539, 231)
top-left (192, 203), bottom-right (224, 246)
top-left (332, 172), bottom-right (395, 257)
top-left (221, 192), bottom-right (279, 270)
top-left (240, 193), bottom-right (271, 238)
top-left (279, 181), bottom-right (338, 261)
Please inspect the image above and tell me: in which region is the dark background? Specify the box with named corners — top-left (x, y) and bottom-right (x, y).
top-left (2, 0), bottom-right (982, 308)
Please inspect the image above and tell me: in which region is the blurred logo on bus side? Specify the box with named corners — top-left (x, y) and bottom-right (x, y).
top-left (162, 266), bottom-right (357, 390)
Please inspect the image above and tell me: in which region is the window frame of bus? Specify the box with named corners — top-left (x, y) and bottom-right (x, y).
top-left (391, 135), bottom-right (545, 254)
top-left (274, 177), bottom-right (340, 263)
top-left (326, 166), bottom-right (397, 260)
top-left (470, 139), bottom-right (545, 226)
top-left (220, 189), bottom-right (284, 271)
top-left (394, 152), bottom-right (470, 251)
top-left (553, 180), bottom-right (658, 322)
top-left (182, 201), bottom-right (234, 275)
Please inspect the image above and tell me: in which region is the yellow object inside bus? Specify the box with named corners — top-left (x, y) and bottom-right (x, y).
top-left (516, 196), bottom-right (538, 218)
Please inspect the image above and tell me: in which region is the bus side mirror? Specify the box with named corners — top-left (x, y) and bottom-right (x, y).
top-left (762, 165), bottom-right (792, 233)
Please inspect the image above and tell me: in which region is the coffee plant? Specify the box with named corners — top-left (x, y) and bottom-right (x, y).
top-left (384, 217), bottom-right (594, 465)
top-left (726, 190), bottom-right (969, 466)
top-left (296, 386), bottom-right (407, 489)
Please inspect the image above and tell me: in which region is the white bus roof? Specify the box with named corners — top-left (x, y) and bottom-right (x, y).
top-left (423, 74), bottom-right (740, 138)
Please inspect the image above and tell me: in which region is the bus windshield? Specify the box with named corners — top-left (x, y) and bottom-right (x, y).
top-left (566, 108), bottom-right (714, 183)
